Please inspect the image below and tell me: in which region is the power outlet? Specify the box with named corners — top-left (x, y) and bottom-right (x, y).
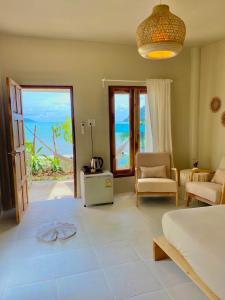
top-left (87, 119), bottom-right (95, 127)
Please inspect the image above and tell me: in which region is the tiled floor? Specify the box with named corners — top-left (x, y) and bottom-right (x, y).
top-left (29, 179), bottom-right (74, 202)
top-left (0, 193), bottom-right (208, 300)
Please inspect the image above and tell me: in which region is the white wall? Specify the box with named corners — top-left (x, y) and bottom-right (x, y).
top-left (198, 40), bottom-right (225, 170)
top-left (189, 48), bottom-right (200, 166)
top-left (0, 34), bottom-right (191, 195)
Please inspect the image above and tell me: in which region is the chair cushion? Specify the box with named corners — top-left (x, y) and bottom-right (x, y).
top-left (136, 152), bottom-right (171, 178)
top-left (186, 182), bottom-right (222, 203)
top-left (211, 169), bottom-right (225, 185)
top-left (137, 178), bottom-right (177, 193)
top-left (140, 165), bottom-right (167, 179)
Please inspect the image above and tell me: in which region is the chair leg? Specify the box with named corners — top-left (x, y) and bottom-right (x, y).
top-left (185, 192), bottom-right (191, 207)
top-left (175, 192), bottom-right (179, 207)
top-left (136, 193), bottom-right (139, 207)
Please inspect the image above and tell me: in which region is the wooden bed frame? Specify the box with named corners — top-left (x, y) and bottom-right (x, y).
top-left (153, 236), bottom-right (219, 300)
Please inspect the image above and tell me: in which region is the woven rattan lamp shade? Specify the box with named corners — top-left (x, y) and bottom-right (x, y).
top-left (136, 4), bottom-right (186, 60)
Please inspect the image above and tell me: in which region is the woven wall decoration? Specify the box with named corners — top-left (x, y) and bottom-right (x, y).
top-left (136, 4), bottom-right (186, 60)
top-left (210, 97), bottom-right (221, 112)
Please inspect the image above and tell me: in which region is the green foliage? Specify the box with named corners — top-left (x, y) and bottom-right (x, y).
top-left (52, 116), bottom-right (73, 144)
top-left (25, 142), bottom-right (42, 156)
top-left (51, 124), bottom-right (61, 139)
top-left (25, 142), bottom-right (45, 174)
top-left (25, 141), bottom-right (34, 155)
top-left (25, 116), bottom-right (72, 177)
top-left (120, 132), bottom-right (129, 143)
top-left (31, 154), bottom-right (44, 174)
top-left (44, 156), bottom-right (62, 173)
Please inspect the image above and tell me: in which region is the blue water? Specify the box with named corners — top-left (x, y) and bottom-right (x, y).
top-left (25, 122), bottom-right (73, 156)
top-left (115, 123), bottom-right (145, 133)
top-left (24, 121), bottom-right (145, 157)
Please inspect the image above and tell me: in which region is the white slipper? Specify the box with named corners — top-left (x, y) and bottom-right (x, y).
top-left (37, 222), bottom-right (77, 242)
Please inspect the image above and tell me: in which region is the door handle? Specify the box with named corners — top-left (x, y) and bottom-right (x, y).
top-left (8, 151), bottom-right (20, 156)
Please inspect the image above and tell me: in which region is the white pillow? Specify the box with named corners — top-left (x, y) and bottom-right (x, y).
top-left (211, 169), bottom-right (225, 185)
top-left (140, 165), bottom-right (167, 179)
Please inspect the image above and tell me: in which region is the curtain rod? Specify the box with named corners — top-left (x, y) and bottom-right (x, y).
top-left (102, 78), bottom-right (173, 88)
top-left (102, 79), bottom-right (145, 88)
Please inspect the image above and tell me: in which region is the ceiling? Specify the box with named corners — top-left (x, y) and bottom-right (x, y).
top-left (0, 0), bottom-right (225, 46)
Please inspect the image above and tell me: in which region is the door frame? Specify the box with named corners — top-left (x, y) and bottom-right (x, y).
top-left (21, 85), bottom-right (77, 197)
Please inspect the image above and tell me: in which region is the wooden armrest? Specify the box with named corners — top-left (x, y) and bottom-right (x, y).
top-left (135, 168), bottom-right (139, 193)
top-left (192, 168), bottom-right (213, 173)
top-left (190, 168), bottom-right (214, 182)
top-left (171, 168), bottom-right (179, 184)
top-left (221, 183), bottom-right (225, 204)
top-left (135, 167), bottom-right (138, 181)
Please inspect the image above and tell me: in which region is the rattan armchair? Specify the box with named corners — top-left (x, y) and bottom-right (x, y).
top-left (135, 152), bottom-right (179, 207)
top-left (185, 162), bottom-right (225, 207)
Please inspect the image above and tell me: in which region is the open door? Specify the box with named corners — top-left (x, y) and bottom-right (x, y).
top-left (6, 78), bottom-right (28, 223)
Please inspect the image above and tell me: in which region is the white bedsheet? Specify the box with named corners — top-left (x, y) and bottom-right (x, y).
top-left (162, 205), bottom-right (225, 299)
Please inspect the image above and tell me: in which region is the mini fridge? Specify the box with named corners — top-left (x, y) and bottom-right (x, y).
top-left (80, 170), bottom-right (114, 207)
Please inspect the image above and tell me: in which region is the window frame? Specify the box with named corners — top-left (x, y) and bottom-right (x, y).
top-left (108, 86), bottom-right (147, 177)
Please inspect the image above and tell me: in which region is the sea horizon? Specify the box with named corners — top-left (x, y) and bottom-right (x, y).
top-left (25, 120), bottom-right (145, 157)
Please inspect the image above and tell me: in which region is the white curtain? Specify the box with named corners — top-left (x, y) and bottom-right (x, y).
top-left (145, 79), bottom-right (173, 156)
top-left (144, 96), bottom-right (153, 152)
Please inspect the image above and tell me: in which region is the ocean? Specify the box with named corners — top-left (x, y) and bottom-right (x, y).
top-left (24, 121), bottom-right (145, 157)
top-left (25, 122), bottom-right (73, 156)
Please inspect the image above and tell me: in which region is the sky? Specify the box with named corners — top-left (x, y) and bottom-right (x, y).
top-left (22, 90), bottom-right (71, 122)
top-left (22, 90), bottom-right (146, 124)
top-left (114, 93), bottom-right (146, 123)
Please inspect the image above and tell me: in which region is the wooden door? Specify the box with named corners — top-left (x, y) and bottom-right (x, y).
top-left (6, 78), bottom-right (28, 223)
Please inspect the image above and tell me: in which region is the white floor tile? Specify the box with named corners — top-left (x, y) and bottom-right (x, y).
top-left (166, 282), bottom-right (208, 300)
top-left (11, 232), bottom-right (90, 260)
top-left (16, 223), bottom-right (41, 239)
top-left (57, 233), bottom-right (90, 251)
top-left (53, 247), bottom-right (99, 278)
top-left (87, 225), bottom-right (127, 246)
top-left (131, 238), bottom-right (153, 260)
top-left (3, 280), bottom-right (58, 300)
top-left (0, 194), bottom-right (201, 300)
top-left (8, 255), bottom-right (57, 286)
top-left (104, 261), bottom-right (162, 299)
top-left (10, 237), bottom-right (62, 259)
top-left (94, 240), bottom-right (139, 267)
top-left (8, 243), bottom-right (97, 287)
top-left (0, 246), bottom-right (13, 262)
top-left (0, 226), bottom-right (18, 242)
top-left (0, 228), bottom-right (18, 260)
top-left (0, 264), bottom-right (10, 298)
top-left (128, 290), bottom-right (171, 300)
top-left (57, 270), bottom-right (114, 300)
top-left (148, 260), bottom-right (190, 288)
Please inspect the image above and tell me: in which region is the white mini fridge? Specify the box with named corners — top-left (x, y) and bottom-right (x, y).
top-left (80, 170), bottom-right (114, 207)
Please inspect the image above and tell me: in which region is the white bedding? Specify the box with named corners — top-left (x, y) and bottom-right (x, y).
top-left (162, 205), bottom-right (225, 299)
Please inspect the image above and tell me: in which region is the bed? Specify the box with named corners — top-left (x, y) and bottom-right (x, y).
top-left (153, 205), bottom-right (225, 300)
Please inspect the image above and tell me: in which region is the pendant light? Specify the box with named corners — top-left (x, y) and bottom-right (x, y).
top-left (136, 4), bottom-right (186, 60)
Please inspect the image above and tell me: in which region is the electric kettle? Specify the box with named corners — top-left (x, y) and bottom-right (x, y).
top-left (90, 157), bottom-right (103, 171)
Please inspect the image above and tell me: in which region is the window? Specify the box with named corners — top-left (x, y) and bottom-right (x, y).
top-left (109, 86), bottom-right (147, 177)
